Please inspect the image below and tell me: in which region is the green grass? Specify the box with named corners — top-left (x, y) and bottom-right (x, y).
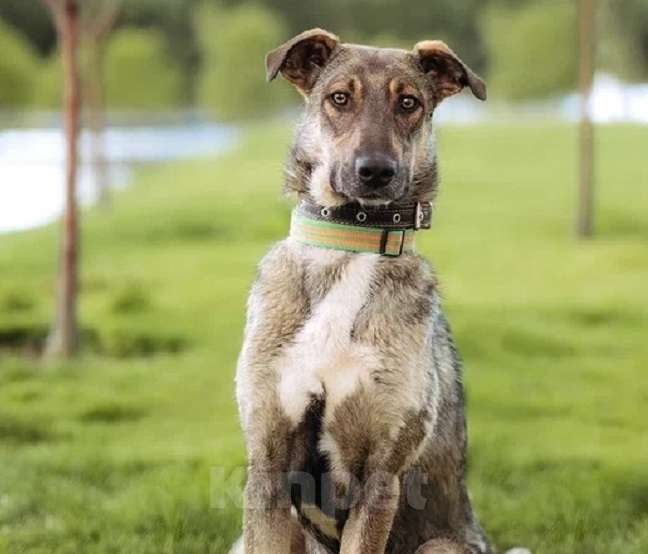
top-left (1, 121), bottom-right (647, 553)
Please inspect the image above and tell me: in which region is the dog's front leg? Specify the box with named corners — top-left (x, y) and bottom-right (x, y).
top-left (339, 471), bottom-right (400, 554)
top-left (243, 465), bottom-right (292, 553)
top-left (241, 402), bottom-right (295, 554)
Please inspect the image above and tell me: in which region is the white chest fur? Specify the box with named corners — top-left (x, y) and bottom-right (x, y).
top-left (278, 252), bottom-right (379, 425)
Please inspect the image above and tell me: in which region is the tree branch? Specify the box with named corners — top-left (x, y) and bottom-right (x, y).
top-left (41, 0), bottom-right (64, 30)
top-left (82, 0), bottom-right (122, 41)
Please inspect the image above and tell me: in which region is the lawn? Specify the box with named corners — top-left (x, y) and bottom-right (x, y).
top-left (0, 121), bottom-right (647, 554)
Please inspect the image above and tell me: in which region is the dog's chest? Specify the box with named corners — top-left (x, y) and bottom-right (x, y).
top-left (277, 252), bottom-right (379, 426)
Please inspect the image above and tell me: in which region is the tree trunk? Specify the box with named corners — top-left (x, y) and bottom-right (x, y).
top-left (86, 41), bottom-right (110, 206)
top-left (577, 0), bottom-right (596, 238)
top-left (46, 0), bottom-right (81, 358)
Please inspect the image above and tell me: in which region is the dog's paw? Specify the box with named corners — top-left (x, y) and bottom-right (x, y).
top-left (504, 548), bottom-right (532, 554)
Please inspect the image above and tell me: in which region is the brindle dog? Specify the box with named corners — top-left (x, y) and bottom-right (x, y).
top-left (232, 29), bottom-right (493, 554)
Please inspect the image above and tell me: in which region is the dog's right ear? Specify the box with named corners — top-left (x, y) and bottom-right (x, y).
top-left (266, 28), bottom-right (339, 96)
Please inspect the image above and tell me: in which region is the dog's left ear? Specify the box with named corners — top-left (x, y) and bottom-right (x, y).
top-left (266, 28), bottom-right (339, 95)
top-left (413, 40), bottom-right (487, 102)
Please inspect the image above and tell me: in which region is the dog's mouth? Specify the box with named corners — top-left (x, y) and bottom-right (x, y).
top-left (356, 194), bottom-right (394, 206)
top-left (323, 164), bottom-right (410, 206)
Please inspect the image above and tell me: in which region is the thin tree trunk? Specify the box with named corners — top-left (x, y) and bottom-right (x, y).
top-left (82, 1), bottom-right (122, 207)
top-left (86, 41), bottom-right (110, 206)
top-left (577, 0), bottom-right (596, 238)
top-left (45, 0), bottom-right (81, 358)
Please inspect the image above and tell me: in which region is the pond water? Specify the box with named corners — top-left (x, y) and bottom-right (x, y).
top-left (0, 121), bottom-right (237, 234)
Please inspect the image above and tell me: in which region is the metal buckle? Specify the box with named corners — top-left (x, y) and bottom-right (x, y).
top-left (415, 202), bottom-right (423, 230)
top-left (380, 230), bottom-right (405, 257)
top-left (397, 230), bottom-right (405, 256)
top-left (415, 202), bottom-right (432, 230)
top-left (379, 229), bottom-right (389, 255)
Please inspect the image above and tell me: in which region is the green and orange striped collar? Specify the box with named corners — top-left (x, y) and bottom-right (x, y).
top-left (289, 202), bottom-right (431, 257)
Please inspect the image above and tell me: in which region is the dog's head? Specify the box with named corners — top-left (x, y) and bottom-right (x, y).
top-left (267, 29), bottom-right (486, 206)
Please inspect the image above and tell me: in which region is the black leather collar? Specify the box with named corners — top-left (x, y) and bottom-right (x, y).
top-left (298, 201), bottom-right (432, 230)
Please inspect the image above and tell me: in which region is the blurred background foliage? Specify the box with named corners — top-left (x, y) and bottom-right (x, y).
top-left (103, 29), bottom-right (184, 109)
top-left (31, 52), bottom-right (63, 109)
top-left (482, 2), bottom-right (578, 100)
top-left (0, 19), bottom-right (40, 107)
top-left (1, 0), bottom-right (648, 115)
top-left (195, 3), bottom-right (291, 119)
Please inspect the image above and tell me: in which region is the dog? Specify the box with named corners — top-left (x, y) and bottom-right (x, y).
top-left (233, 29), bottom-right (493, 554)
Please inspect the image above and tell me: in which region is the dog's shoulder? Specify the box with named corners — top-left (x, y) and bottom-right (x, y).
top-left (239, 241), bottom-right (310, 364)
top-left (254, 239), bottom-right (304, 288)
top-left (252, 239), bottom-right (357, 303)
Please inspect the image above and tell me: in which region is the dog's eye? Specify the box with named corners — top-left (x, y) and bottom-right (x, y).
top-left (330, 92), bottom-right (350, 107)
top-left (399, 95), bottom-right (420, 112)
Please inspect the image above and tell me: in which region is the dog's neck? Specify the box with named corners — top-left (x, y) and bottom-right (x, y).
top-left (289, 200), bottom-right (432, 257)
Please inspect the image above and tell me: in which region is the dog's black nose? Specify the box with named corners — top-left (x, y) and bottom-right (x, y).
top-left (355, 154), bottom-right (397, 189)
